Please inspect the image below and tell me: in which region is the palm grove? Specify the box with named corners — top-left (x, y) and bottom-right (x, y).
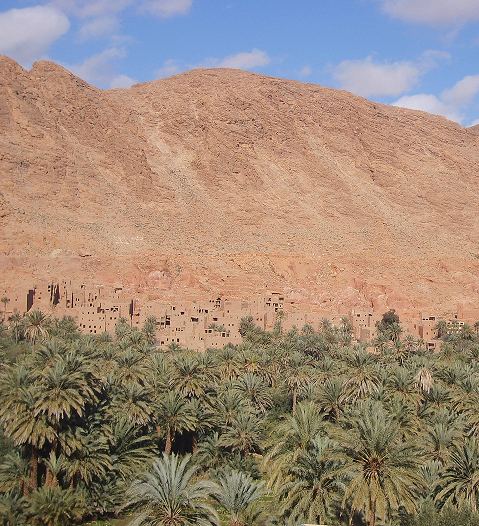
top-left (1, 309), bottom-right (479, 526)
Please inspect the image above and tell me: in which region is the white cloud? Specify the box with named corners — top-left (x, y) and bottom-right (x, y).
top-left (380, 0), bottom-right (479, 25)
top-left (52, 1), bottom-right (130, 40)
top-left (55, 0), bottom-right (193, 17)
top-left (156, 59), bottom-right (182, 78)
top-left (393, 94), bottom-right (463, 122)
top-left (299, 65), bottom-right (313, 78)
top-left (393, 74), bottom-right (479, 124)
top-left (442, 75), bottom-right (479, 106)
top-left (141, 0), bottom-right (193, 17)
top-left (471, 119), bottom-right (479, 126)
top-left (53, 0), bottom-right (192, 41)
top-left (418, 49), bottom-right (451, 69)
top-left (109, 74), bottom-right (136, 88)
top-left (333, 51), bottom-right (449, 99)
top-left (203, 49), bottom-right (271, 70)
top-left (0, 5), bottom-right (70, 65)
top-left (77, 15), bottom-right (119, 39)
top-left (53, 0), bottom-right (131, 18)
top-left (68, 47), bottom-right (126, 86)
top-left (333, 57), bottom-right (420, 98)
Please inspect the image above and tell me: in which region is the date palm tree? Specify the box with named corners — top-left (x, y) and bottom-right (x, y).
top-left (269, 401), bottom-right (324, 460)
top-left (142, 316), bottom-right (157, 344)
top-left (343, 350), bottom-right (381, 401)
top-left (315, 377), bottom-right (347, 422)
top-left (109, 382), bottom-right (155, 426)
top-left (424, 422), bottom-right (461, 465)
top-left (214, 469), bottom-right (264, 526)
top-left (238, 349), bottom-right (262, 375)
top-left (207, 388), bottom-right (252, 430)
top-left (23, 310), bottom-right (50, 345)
top-left (194, 433), bottom-right (224, 471)
top-left (0, 493), bottom-right (27, 525)
top-left (109, 417), bottom-right (158, 480)
top-left (286, 353), bottom-right (311, 414)
top-left (387, 366), bottom-right (419, 405)
top-left (454, 390), bottom-right (479, 436)
top-left (219, 412), bottom-right (262, 457)
top-left (386, 396), bottom-right (421, 440)
top-left (157, 391), bottom-right (197, 454)
top-left (436, 320), bottom-right (448, 339)
top-left (266, 402), bottom-right (324, 489)
top-left (212, 347), bottom-right (240, 382)
top-left (42, 452), bottom-right (65, 488)
top-left (33, 355), bottom-right (96, 424)
top-left (0, 368), bottom-right (56, 492)
top-left (172, 356), bottom-right (211, 399)
top-left (234, 373), bottom-right (272, 413)
top-left (61, 431), bottom-right (111, 488)
top-left (335, 402), bottom-right (425, 526)
top-left (279, 437), bottom-right (344, 525)
top-left (9, 312), bottom-right (24, 343)
top-left (1, 296), bottom-right (9, 321)
top-left (414, 366), bottom-right (434, 394)
top-left (0, 452), bottom-right (30, 496)
top-left (435, 439), bottom-right (479, 512)
top-left (26, 486), bottom-right (87, 526)
top-left (113, 348), bottom-right (151, 387)
top-left (49, 316), bottom-right (80, 342)
top-left (124, 453), bottom-right (218, 526)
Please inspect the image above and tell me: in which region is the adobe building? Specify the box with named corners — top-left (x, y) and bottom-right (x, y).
top-left (2, 280), bottom-right (477, 352)
top-left (349, 309), bottom-right (379, 342)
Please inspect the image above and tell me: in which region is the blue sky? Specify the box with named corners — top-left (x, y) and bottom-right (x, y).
top-left (1, 0), bottom-right (479, 125)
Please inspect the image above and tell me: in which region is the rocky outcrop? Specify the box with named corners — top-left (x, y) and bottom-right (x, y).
top-left (1, 56), bottom-right (478, 314)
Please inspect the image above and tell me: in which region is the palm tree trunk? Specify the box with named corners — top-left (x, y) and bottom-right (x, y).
top-left (30, 446), bottom-right (39, 492)
top-left (369, 497), bottom-right (376, 526)
top-left (45, 468), bottom-right (58, 487)
top-left (164, 426), bottom-right (173, 454)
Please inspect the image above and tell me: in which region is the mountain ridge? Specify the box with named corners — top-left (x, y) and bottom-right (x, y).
top-left (1, 56), bottom-right (478, 315)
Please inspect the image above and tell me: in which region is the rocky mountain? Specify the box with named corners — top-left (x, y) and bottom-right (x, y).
top-left (1, 55), bottom-right (478, 314)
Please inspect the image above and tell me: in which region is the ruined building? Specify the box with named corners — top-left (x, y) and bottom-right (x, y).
top-left (1, 281), bottom-right (478, 352)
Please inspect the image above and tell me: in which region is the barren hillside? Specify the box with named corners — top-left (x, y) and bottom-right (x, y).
top-left (1, 55), bottom-right (478, 314)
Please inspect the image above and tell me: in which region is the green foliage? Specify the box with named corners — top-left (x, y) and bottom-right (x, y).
top-left (208, 323), bottom-right (226, 333)
top-left (402, 502), bottom-right (479, 526)
top-left (214, 469), bottom-right (264, 526)
top-left (0, 309), bottom-right (478, 525)
top-left (123, 454), bottom-right (219, 526)
top-left (27, 486), bottom-right (87, 526)
top-left (376, 308), bottom-right (402, 343)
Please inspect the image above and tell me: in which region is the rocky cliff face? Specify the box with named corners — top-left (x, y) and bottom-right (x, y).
top-left (1, 56), bottom-right (478, 314)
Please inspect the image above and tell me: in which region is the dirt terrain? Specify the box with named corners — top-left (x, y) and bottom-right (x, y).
top-left (1, 56), bottom-right (478, 315)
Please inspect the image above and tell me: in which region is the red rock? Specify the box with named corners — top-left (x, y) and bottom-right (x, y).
top-left (0, 58), bottom-right (478, 313)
